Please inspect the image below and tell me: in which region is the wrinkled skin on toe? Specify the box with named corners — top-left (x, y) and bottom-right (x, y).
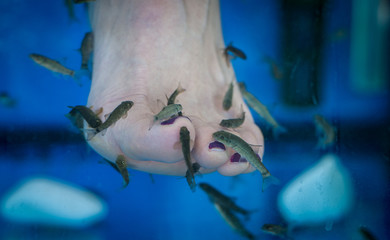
top-left (86, 0), bottom-right (264, 176)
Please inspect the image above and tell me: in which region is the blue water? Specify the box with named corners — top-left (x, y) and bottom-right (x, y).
top-left (0, 0), bottom-right (389, 239)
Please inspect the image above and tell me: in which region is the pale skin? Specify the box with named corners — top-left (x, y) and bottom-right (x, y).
top-left (86, 0), bottom-right (264, 176)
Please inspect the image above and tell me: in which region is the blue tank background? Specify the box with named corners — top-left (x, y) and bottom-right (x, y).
top-left (0, 0), bottom-right (389, 239)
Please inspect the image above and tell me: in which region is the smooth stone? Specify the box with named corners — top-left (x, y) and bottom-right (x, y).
top-left (277, 154), bottom-right (354, 226)
top-left (1, 176), bottom-right (108, 228)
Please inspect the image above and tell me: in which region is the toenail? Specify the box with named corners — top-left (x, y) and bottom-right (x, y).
top-left (208, 141), bottom-right (226, 151)
top-left (230, 153), bottom-right (241, 162)
top-left (161, 116), bottom-right (179, 125)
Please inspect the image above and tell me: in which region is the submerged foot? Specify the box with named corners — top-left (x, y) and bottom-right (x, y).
top-left (86, 0), bottom-right (264, 177)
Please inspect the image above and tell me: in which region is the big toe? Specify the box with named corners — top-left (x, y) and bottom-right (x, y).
top-left (193, 122), bottom-right (229, 170)
top-left (192, 117), bottom-right (263, 176)
top-left (216, 126), bottom-right (263, 176)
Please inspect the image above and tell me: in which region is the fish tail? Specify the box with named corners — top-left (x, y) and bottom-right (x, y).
top-left (262, 175), bottom-right (280, 192)
top-left (272, 125), bottom-right (287, 139)
top-left (242, 209), bottom-right (256, 221)
top-left (83, 128), bottom-right (98, 141)
top-left (177, 82), bottom-right (186, 93)
top-left (190, 182), bottom-right (197, 193)
top-left (121, 174), bottom-right (130, 189)
top-left (148, 118), bottom-right (156, 131)
top-left (81, 63), bottom-right (89, 70)
top-left (73, 69), bottom-right (92, 86)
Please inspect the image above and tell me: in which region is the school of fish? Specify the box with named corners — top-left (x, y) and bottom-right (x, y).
top-left (25, 6), bottom-right (346, 238)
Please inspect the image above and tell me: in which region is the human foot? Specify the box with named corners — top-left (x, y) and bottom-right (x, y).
top-left (86, 0), bottom-right (264, 177)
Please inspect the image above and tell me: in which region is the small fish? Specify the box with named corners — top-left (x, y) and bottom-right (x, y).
top-left (30, 53), bottom-right (90, 85)
top-left (68, 105), bottom-right (102, 128)
top-left (116, 155), bottom-right (130, 188)
top-left (184, 163), bottom-right (200, 192)
top-left (167, 83), bottom-right (186, 105)
top-left (214, 202), bottom-right (254, 240)
top-left (180, 126), bottom-right (196, 191)
top-left (224, 42), bottom-right (247, 66)
top-left (359, 226), bottom-right (377, 240)
top-left (65, 108), bottom-right (84, 131)
top-left (87, 101), bottom-right (133, 140)
top-left (261, 224), bottom-right (289, 239)
top-left (314, 114), bottom-right (336, 149)
top-left (263, 56), bottom-right (284, 81)
top-left (212, 130), bottom-right (278, 190)
top-left (30, 53), bottom-right (75, 77)
top-left (74, 0), bottom-right (95, 3)
top-left (64, 0), bottom-right (77, 22)
top-left (220, 111), bottom-right (245, 129)
top-left (199, 183), bottom-right (251, 216)
top-left (153, 103), bottom-right (183, 123)
top-left (80, 32), bottom-right (94, 70)
top-left (149, 174), bottom-right (155, 184)
top-left (222, 82), bottom-right (234, 111)
top-left (238, 82), bottom-right (286, 138)
top-left (0, 92), bottom-right (17, 108)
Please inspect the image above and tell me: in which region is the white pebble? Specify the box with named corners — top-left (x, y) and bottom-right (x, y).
top-left (1, 176), bottom-right (108, 228)
top-left (277, 154), bottom-right (354, 226)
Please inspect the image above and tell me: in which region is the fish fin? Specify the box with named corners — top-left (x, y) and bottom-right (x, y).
top-left (73, 68), bottom-right (92, 85)
top-left (189, 182), bottom-right (197, 192)
top-left (99, 158), bottom-right (120, 173)
top-left (83, 128), bottom-right (98, 141)
top-left (95, 107), bottom-right (103, 116)
top-left (121, 175), bottom-right (130, 189)
top-left (177, 82), bottom-right (186, 93)
top-left (248, 142), bottom-right (263, 153)
top-left (100, 128), bottom-right (108, 136)
top-left (272, 125), bottom-right (287, 139)
top-left (262, 175), bottom-right (280, 192)
top-left (225, 53), bottom-right (231, 67)
top-left (248, 143), bottom-right (263, 147)
top-left (148, 119), bottom-right (155, 131)
top-left (243, 208), bottom-right (258, 220)
top-left (173, 140), bottom-right (181, 150)
top-left (228, 55), bottom-right (236, 61)
top-left (239, 104), bottom-right (244, 114)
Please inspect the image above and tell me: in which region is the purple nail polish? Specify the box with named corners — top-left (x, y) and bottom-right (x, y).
top-left (161, 116), bottom-right (179, 125)
top-left (239, 157), bottom-right (248, 163)
top-left (209, 141), bottom-right (226, 150)
top-left (230, 153), bottom-right (241, 162)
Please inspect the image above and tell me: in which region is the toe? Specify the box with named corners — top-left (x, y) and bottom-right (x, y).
top-left (217, 125), bottom-right (264, 176)
top-left (217, 153), bottom-right (251, 176)
top-left (112, 110), bottom-right (195, 164)
top-left (192, 122), bottom-right (229, 169)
